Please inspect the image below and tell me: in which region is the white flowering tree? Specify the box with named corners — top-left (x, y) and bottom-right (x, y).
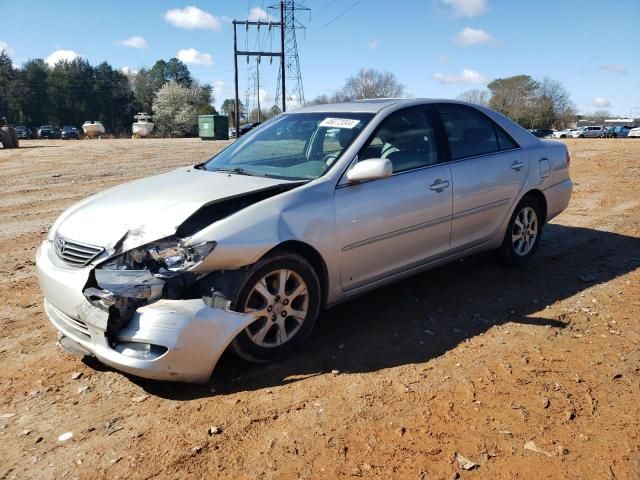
top-left (152, 81), bottom-right (196, 137)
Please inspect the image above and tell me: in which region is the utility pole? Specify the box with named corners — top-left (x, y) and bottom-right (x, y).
top-left (256, 57), bottom-right (261, 122)
top-left (232, 19), bottom-right (284, 134)
top-left (270, 0), bottom-right (309, 110)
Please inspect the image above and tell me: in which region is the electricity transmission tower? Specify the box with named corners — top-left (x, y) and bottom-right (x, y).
top-left (232, 1), bottom-right (309, 131)
top-left (247, 58), bottom-right (262, 122)
top-left (270, 1), bottom-right (308, 110)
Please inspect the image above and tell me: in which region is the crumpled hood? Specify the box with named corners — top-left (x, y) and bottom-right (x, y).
top-left (54, 167), bottom-right (293, 251)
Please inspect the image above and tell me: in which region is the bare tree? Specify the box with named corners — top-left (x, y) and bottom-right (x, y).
top-left (307, 94), bottom-right (331, 106)
top-left (530, 77), bottom-right (576, 129)
top-left (590, 110), bottom-right (611, 124)
top-left (333, 69), bottom-right (407, 102)
top-left (457, 88), bottom-right (490, 106)
top-left (487, 75), bottom-right (576, 129)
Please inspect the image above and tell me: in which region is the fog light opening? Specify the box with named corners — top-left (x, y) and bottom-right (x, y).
top-left (112, 341), bottom-right (167, 360)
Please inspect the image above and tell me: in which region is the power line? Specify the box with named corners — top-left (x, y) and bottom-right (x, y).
top-left (317, 0), bottom-right (340, 16)
top-left (319, 0), bottom-right (363, 29)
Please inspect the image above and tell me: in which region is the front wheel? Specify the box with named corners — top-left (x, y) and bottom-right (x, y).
top-left (229, 252), bottom-right (321, 363)
top-left (499, 197), bottom-right (543, 266)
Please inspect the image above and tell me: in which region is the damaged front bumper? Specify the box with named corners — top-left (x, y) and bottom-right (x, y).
top-left (36, 240), bottom-right (253, 383)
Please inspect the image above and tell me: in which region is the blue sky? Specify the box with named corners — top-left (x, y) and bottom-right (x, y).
top-left (2, 0), bottom-right (639, 116)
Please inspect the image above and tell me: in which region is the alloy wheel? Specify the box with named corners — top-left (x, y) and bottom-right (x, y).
top-left (512, 206), bottom-right (538, 256)
top-left (243, 269), bottom-right (309, 347)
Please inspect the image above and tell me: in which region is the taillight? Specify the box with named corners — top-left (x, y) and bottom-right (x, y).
top-left (566, 150), bottom-right (571, 168)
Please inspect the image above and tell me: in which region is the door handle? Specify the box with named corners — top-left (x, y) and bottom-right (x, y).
top-left (429, 179), bottom-right (450, 192)
top-left (511, 161), bottom-right (526, 171)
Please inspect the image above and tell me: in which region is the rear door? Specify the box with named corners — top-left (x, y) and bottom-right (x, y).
top-left (434, 103), bottom-right (528, 251)
top-left (334, 106), bottom-right (452, 291)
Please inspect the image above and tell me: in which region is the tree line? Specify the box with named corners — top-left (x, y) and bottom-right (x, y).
top-left (307, 69), bottom-right (580, 131)
top-left (1, 49), bottom-right (586, 136)
top-left (457, 75), bottom-right (577, 129)
top-left (0, 52), bottom-right (215, 136)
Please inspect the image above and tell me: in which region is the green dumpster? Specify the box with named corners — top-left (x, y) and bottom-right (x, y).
top-left (198, 115), bottom-right (229, 140)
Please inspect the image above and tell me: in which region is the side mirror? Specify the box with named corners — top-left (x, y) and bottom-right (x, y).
top-left (346, 158), bottom-right (393, 183)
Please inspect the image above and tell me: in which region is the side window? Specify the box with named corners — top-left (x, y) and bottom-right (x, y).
top-left (360, 107), bottom-right (438, 173)
top-left (436, 104), bottom-right (501, 160)
top-left (495, 126), bottom-right (519, 150)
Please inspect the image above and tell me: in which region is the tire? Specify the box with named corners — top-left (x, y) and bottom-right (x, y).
top-left (9, 128), bottom-right (19, 148)
top-left (499, 196), bottom-right (544, 267)
top-left (229, 251), bottom-right (321, 363)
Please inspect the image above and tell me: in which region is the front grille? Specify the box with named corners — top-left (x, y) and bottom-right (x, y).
top-left (54, 234), bottom-right (104, 267)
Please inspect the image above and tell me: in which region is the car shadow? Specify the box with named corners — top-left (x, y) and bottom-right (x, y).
top-left (115, 224), bottom-right (640, 399)
top-left (5, 145), bottom-right (61, 149)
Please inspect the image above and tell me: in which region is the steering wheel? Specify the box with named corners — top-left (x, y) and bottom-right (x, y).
top-left (322, 153), bottom-right (339, 166)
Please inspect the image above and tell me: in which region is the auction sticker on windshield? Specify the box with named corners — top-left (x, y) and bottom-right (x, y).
top-left (319, 118), bottom-right (361, 129)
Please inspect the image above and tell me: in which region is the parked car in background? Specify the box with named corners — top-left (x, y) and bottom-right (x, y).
top-left (605, 126), bottom-right (631, 138)
top-left (228, 127), bottom-right (237, 138)
top-left (529, 129), bottom-right (554, 138)
top-left (628, 127), bottom-right (640, 138)
top-left (572, 126), bottom-right (605, 138)
top-left (61, 126), bottom-right (79, 140)
top-left (239, 122), bottom-right (261, 137)
top-left (552, 129), bottom-right (571, 138)
top-left (37, 125), bottom-right (61, 139)
top-left (15, 126), bottom-right (34, 139)
top-left (36, 98), bottom-right (573, 382)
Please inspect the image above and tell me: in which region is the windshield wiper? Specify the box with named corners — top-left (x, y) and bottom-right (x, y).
top-left (214, 167), bottom-right (266, 177)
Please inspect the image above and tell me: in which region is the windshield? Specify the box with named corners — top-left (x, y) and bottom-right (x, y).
top-left (203, 112), bottom-right (373, 180)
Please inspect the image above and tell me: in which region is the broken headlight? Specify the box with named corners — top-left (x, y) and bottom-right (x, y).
top-left (101, 238), bottom-right (217, 274)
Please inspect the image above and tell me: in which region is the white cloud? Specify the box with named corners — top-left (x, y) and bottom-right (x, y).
top-left (121, 66), bottom-right (138, 76)
top-left (164, 6), bottom-right (222, 31)
top-left (592, 97), bottom-right (610, 108)
top-left (599, 64), bottom-right (627, 74)
top-left (45, 49), bottom-right (80, 66)
top-left (116, 36), bottom-right (148, 49)
top-left (433, 68), bottom-right (488, 84)
top-left (258, 88), bottom-right (273, 104)
top-left (437, 55), bottom-right (449, 64)
top-left (247, 7), bottom-right (276, 22)
top-left (177, 48), bottom-right (213, 65)
top-left (453, 28), bottom-right (494, 46)
top-left (212, 80), bottom-right (226, 96)
top-left (368, 40), bottom-right (381, 49)
top-left (441, 0), bottom-right (488, 17)
top-left (0, 40), bottom-right (14, 55)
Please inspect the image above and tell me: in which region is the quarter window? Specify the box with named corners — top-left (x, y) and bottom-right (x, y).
top-left (436, 104), bottom-right (517, 160)
top-left (495, 126), bottom-right (518, 150)
top-left (360, 107), bottom-right (439, 173)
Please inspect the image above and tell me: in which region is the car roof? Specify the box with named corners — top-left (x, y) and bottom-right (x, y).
top-left (289, 98), bottom-right (479, 114)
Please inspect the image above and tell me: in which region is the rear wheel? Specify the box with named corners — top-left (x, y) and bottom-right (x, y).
top-left (229, 252), bottom-right (321, 363)
top-left (9, 128), bottom-right (19, 148)
top-left (499, 197), bottom-right (543, 267)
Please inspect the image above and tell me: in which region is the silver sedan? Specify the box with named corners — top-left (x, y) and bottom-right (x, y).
top-left (36, 99), bottom-right (573, 382)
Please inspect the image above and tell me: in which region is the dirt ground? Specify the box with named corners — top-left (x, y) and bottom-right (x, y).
top-left (0, 138), bottom-right (638, 480)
